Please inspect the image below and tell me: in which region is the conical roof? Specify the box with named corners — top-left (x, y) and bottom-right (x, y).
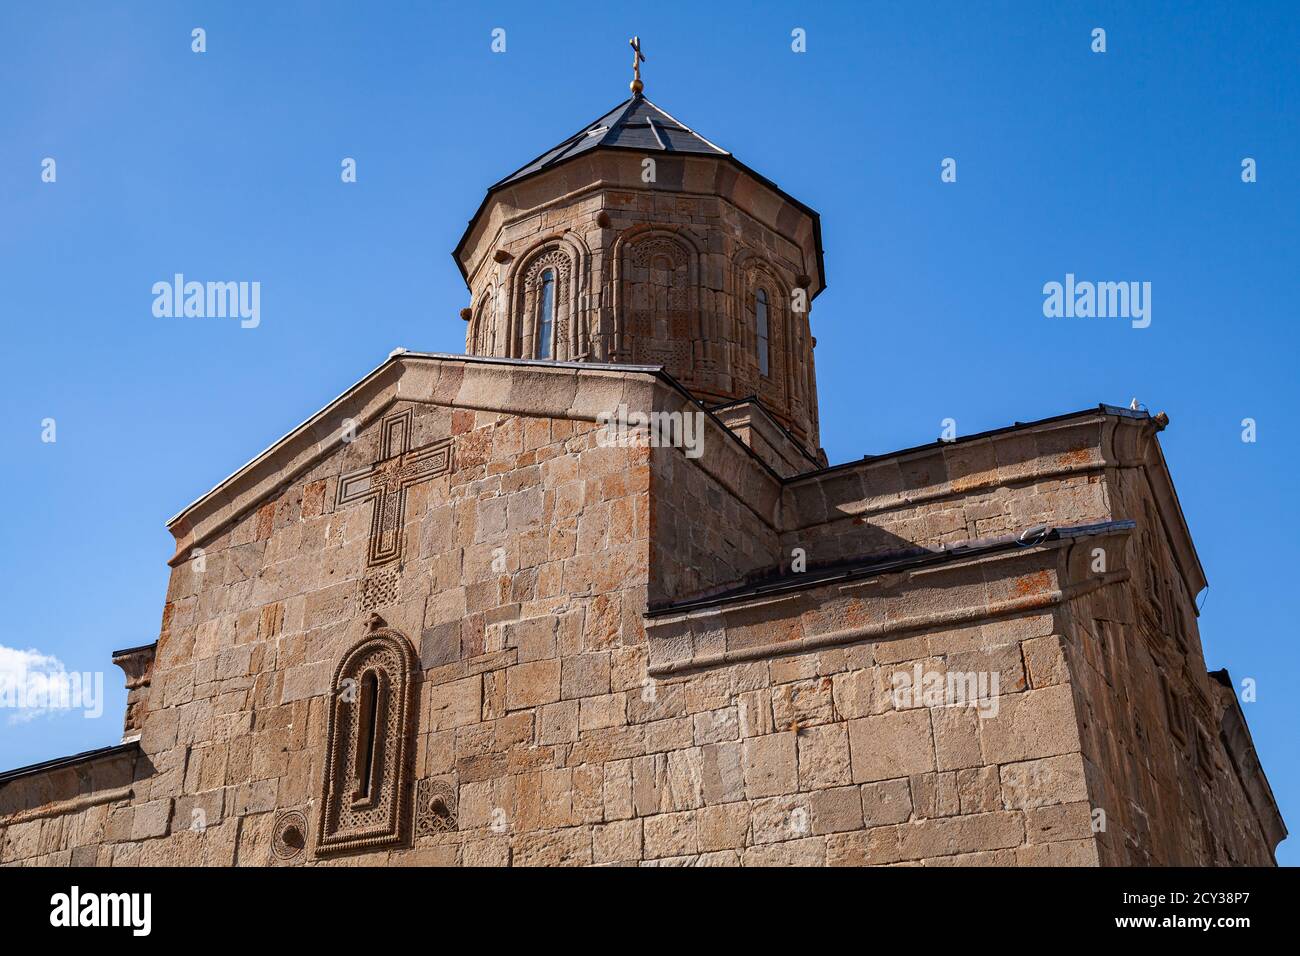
top-left (454, 92), bottom-right (825, 297)
top-left (492, 95), bottom-right (729, 189)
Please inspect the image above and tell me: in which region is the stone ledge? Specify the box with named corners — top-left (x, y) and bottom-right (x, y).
top-left (646, 527), bottom-right (1133, 677)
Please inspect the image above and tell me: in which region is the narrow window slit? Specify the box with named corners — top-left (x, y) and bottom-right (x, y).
top-left (352, 670), bottom-right (385, 804)
top-left (538, 268), bottom-right (555, 359)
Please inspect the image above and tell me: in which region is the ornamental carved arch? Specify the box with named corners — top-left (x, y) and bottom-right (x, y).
top-left (468, 290), bottom-right (494, 355)
top-left (731, 250), bottom-right (797, 415)
top-left (317, 615), bottom-right (419, 855)
top-left (506, 233), bottom-right (590, 360)
top-left (611, 225), bottom-right (704, 379)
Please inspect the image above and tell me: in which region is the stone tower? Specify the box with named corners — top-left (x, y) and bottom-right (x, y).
top-left (453, 90), bottom-right (827, 461)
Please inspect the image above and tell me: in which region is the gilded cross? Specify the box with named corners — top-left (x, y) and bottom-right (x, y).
top-left (629, 36), bottom-right (646, 94)
top-left (336, 409), bottom-right (453, 567)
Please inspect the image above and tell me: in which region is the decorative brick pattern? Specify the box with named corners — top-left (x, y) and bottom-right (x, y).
top-left (358, 568), bottom-right (399, 613)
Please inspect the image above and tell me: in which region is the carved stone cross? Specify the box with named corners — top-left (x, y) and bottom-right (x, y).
top-left (336, 408), bottom-right (452, 567)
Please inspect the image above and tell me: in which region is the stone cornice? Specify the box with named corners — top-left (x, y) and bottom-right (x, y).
top-left (0, 785), bottom-right (134, 826)
top-left (646, 524), bottom-right (1134, 677)
top-left (1127, 423), bottom-right (1209, 601)
top-left (111, 642), bottom-right (157, 691)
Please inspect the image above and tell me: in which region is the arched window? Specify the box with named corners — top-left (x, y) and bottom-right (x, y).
top-left (515, 250), bottom-right (570, 359)
top-left (756, 288), bottom-right (770, 376)
top-left (318, 617), bottom-right (418, 855)
top-left (352, 670), bottom-right (384, 805)
top-left (471, 293), bottom-right (493, 355)
top-left (537, 268), bottom-right (555, 359)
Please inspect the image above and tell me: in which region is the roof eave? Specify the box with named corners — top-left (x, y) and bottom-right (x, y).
top-left (0, 741), bottom-right (141, 788)
top-left (647, 520), bottom-right (1137, 618)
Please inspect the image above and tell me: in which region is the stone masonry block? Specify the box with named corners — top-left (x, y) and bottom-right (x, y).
top-left (848, 710), bottom-right (936, 783)
top-left (742, 733), bottom-right (798, 798)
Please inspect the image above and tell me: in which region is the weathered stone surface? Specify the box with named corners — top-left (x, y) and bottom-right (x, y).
top-left (979, 685), bottom-right (1081, 764)
top-left (561, 653), bottom-right (611, 700)
top-left (693, 708), bottom-right (738, 745)
top-left (512, 828), bottom-right (592, 867)
top-left (1014, 838), bottom-right (1100, 866)
top-left (737, 689), bottom-right (774, 738)
top-left (922, 849), bottom-right (1016, 867)
top-left (1000, 753), bottom-right (1089, 809)
top-left (831, 668), bottom-right (889, 720)
top-left (505, 660), bottom-right (561, 711)
top-left (909, 772), bottom-right (960, 819)
top-left (772, 678), bottom-right (835, 728)
top-left (130, 800), bottom-right (172, 841)
top-left (1025, 801), bottom-right (1094, 844)
top-left (1022, 635), bottom-right (1069, 688)
top-left (891, 811), bottom-right (1025, 862)
top-left (848, 710), bottom-right (935, 783)
top-left (931, 704), bottom-right (983, 771)
top-left (860, 779), bottom-right (913, 826)
top-left (643, 811), bottom-right (698, 859)
top-left (810, 787), bottom-right (864, 835)
top-left (698, 802), bottom-right (750, 851)
top-left (956, 766), bottom-right (1001, 815)
top-left (427, 675), bottom-right (482, 731)
top-left (750, 795), bottom-right (811, 844)
top-left (593, 818), bottom-right (642, 864)
top-left (741, 836), bottom-right (826, 867)
top-left (537, 700), bottom-right (579, 744)
top-left (742, 733), bottom-right (798, 798)
top-left (826, 828), bottom-right (902, 866)
top-left (701, 741), bottom-right (745, 805)
top-left (796, 724), bottom-right (851, 790)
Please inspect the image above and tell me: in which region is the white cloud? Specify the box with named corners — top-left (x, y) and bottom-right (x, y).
top-left (0, 644), bottom-right (80, 723)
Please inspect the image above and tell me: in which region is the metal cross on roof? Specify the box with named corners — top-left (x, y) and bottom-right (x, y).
top-left (629, 36), bottom-right (645, 95)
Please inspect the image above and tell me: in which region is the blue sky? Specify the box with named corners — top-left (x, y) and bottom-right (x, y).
top-left (1, 2), bottom-right (1295, 862)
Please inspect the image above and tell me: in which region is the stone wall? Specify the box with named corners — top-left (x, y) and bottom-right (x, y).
top-left (641, 527), bottom-right (1129, 865)
top-left (0, 746), bottom-right (141, 866)
top-left (0, 367), bottom-right (1281, 867)
top-left (1, 358), bottom-right (662, 866)
top-left (648, 408), bottom-right (782, 605)
top-left (1061, 462), bottom-right (1282, 865)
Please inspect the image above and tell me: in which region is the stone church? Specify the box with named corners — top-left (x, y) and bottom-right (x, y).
top-left (0, 61), bottom-right (1285, 866)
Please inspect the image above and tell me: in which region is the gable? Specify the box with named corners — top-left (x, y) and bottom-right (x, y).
top-left (166, 352), bottom-right (665, 565)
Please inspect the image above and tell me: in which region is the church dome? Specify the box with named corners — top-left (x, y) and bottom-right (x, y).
top-left (453, 85), bottom-right (826, 455)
